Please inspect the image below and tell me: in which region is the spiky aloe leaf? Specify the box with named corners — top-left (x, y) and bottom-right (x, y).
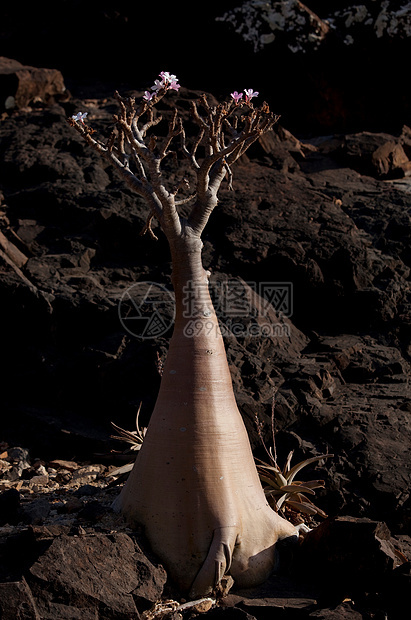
top-left (264, 489), bottom-right (286, 497)
top-left (258, 473), bottom-right (282, 488)
top-left (135, 401), bottom-right (146, 441)
top-left (256, 463), bottom-right (288, 487)
top-left (266, 495), bottom-right (279, 511)
top-left (287, 493), bottom-right (329, 518)
top-left (292, 479), bottom-right (325, 490)
top-left (299, 493), bottom-right (329, 518)
top-left (287, 454), bottom-right (333, 484)
top-left (286, 499), bottom-right (319, 516)
top-left (108, 462), bottom-right (134, 477)
top-left (110, 422), bottom-right (145, 449)
top-left (283, 450), bottom-right (294, 475)
top-left (279, 484), bottom-right (316, 496)
top-left (276, 494), bottom-right (287, 510)
top-left (110, 402), bottom-right (147, 451)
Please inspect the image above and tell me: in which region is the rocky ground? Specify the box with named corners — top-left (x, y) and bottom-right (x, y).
top-left (0, 55), bottom-right (410, 618)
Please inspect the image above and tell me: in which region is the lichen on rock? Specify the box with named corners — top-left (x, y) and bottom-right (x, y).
top-left (216, 1), bottom-right (411, 52)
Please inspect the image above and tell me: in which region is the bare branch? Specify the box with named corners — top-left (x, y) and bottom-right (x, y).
top-left (68, 117), bottom-right (162, 221)
top-left (172, 177), bottom-right (190, 196)
top-left (181, 125), bottom-right (203, 170)
top-left (68, 79), bottom-right (278, 244)
top-left (140, 213), bottom-right (159, 241)
top-left (159, 109), bottom-right (183, 160)
top-left (186, 99), bottom-right (278, 234)
top-left (175, 193), bottom-right (197, 207)
top-left (140, 114), bottom-right (162, 137)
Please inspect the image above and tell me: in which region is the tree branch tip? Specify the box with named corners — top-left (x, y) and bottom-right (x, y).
top-left (140, 215), bottom-right (159, 241)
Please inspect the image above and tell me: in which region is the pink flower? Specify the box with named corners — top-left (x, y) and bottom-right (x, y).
top-left (151, 79), bottom-right (164, 93)
top-left (150, 72), bottom-right (180, 95)
top-left (158, 72), bottom-right (180, 91)
top-left (72, 112), bottom-right (88, 123)
top-left (244, 89), bottom-right (259, 102)
top-left (159, 71), bottom-right (177, 83)
top-left (143, 91), bottom-right (155, 101)
top-left (230, 91), bottom-right (243, 103)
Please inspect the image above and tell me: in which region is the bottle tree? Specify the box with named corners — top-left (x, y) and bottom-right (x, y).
top-left (69, 72), bottom-right (298, 598)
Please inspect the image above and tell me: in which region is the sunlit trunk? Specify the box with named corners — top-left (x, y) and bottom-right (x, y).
top-left (114, 231), bottom-right (297, 596)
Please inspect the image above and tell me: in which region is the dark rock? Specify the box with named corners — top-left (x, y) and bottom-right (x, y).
top-left (7, 447), bottom-right (30, 468)
top-left (0, 578), bottom-right (40, 620)
top-left (203, 607), bottom-right (257, 620)
top-left (26, 532), bottom-right (166, 619)
top-left (217, 1), bottom-right (330, 54)
top-left (379, 561), bottom-right (411, 620)
top-left (224, 572), bottom-right (320, 617)
top-left (0, 488), bottom-right (21, 525)
top-left (0, 57), bottom-right (67, 110)
top-left (298, 516), bottom-right (398, 598)
top-left (215, 2), bottom-right (411, 132)
top-left (58, 497), bottom-right (84, 514)
top-left (73, 484), bottom-right (101, 497)
top-left (0, 527), bottom-right (43, 582)
top-left (21, 499), bottom-right (51, 525)
top-left (341, 131), bottom-right (411, 178)
top-left (77, 500), bottom-right (107, 522)
top-left (372, 140), bottom-right (411, 178)
top-left (308, 601), bottom-right (363, 619)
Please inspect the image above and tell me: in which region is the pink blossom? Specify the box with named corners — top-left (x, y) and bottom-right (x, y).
top-left (71, 112), bottom-right (88, 123)
top-left (159, 71), bottom-right (177, 83)
top-left (151, 79), bottom-right (164, 93)
top-left (244, 89), bottom-right (259, 102)
top-left (150, 72), bottom-right (180, 95)
top-left (143, 91), bottom-right (155, 101)
top-left (230, 91), bottom-right (243, 103)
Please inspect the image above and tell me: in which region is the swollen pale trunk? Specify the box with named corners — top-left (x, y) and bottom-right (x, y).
top-left (114, 239), bottom-right (298, 596)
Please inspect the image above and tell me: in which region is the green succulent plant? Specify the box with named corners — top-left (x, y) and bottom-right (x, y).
top-left (108, 403), bottom-right (147, 478)
top-left (256, 451), bottom-right (333, 517)
top-left (110, 417), bottom-right (146, 451)
top-left (254, 395), bottom-right (333, 518)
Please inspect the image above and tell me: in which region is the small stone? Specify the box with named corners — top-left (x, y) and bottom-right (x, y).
top-left (73, 484), bottom-right (100, 497)
top-left (29, 474), bottom-right (49, 488)
top-left (59, 497), bottom-right (84, 514)
top-left (72, 465), bottom-right (104, 484)
top-left (77, 501), bottom-right (106, 522)
top-left (194, 599), bottom-right (214, 613)
top-left (48, 460), bottom-right (79, 472)
top-left (34, 464), bottom-right (48, 476)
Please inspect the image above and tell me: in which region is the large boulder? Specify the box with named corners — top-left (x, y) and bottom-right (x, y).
top-left (0, 57), bottom-right (67, 110)
top-left (0, 527), bottom-right (167, 619)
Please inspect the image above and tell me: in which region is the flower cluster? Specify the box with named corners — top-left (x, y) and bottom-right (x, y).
top-left (230, 89), bottom-right (259, 104)
top-left (143, 71), bottom-right (181, 102)
top-left (71, 111), bottom-right (88, 123)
